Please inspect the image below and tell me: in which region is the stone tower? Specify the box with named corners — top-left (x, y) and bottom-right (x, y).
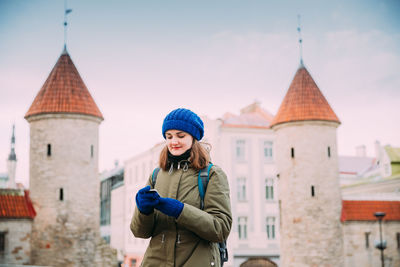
top-left (271, 63), bottom-right (344, 267)
top-left (24, 47), bottom-right (113, 266)
top-left (7, 125), bottom-right (17, 188)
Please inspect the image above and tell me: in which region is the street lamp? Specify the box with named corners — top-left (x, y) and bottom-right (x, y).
top-left (374, 212), bottom-right (386, 267)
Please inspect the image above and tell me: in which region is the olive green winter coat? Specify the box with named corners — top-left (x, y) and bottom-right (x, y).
top-left (130, 165), bottom-right (232, 267)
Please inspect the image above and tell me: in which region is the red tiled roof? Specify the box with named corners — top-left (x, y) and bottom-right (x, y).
top-left (25, 49), bottom-right (103, 120)
top-left (341, 200), bottom-right (400, 222)
top-left (0, 189), bottom-right (36, 219)
top-left (271, 65), bottom-right (340, 127)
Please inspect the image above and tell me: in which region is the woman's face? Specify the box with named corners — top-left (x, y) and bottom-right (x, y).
top-left (165, 129), bottom-right (194, 156)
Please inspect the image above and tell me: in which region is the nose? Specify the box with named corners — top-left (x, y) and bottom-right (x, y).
top-left (171, 137), bottom-right (179, 144)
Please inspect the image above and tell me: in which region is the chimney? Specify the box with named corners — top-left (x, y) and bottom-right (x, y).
top-left (355, 145), bottom-right (366, 157)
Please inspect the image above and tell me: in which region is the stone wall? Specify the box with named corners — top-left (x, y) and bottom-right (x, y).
top-left (343, 221), bottom-right (400, 267)
top-left (0, 219), bottom-right (32, 265)
top-left (27, 114), bottom-right (116, 266)
top-left (274, 121), bottom-right (344, 267)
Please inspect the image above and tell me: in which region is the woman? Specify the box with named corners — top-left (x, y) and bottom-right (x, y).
top-left (130, 108), bottom-right (232, 267)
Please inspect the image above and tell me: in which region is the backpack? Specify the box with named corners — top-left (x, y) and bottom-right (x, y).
top-left (151, 163), bottom-right (229, 266)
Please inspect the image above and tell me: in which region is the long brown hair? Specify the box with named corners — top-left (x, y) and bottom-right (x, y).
top-left (159, 140), bottom-right (211, 171)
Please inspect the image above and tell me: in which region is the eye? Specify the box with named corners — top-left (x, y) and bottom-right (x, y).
top-left (166, 135), bottom-right (173, 139)
top-left (177, 134), bottom-right (186, 138)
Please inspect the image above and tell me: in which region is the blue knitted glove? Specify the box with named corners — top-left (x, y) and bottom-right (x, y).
top-left (155, 197), bottom-right (184, 218)
top-left (135, 186), bottom-right (160, 215)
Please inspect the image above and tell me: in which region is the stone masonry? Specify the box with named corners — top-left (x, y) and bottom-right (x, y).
top-left (343, 221), bottom-right (400, 267)
top-left (27, 114), bottom-right (116, 266)
top-left (274, 121), bottom-right (344, 267)
top-left (0, 219), bottom-right (32, 265)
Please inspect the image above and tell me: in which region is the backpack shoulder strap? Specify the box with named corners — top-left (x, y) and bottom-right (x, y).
top-left (198, 163), bottom-right (213, 210)
top-left (151, 167), bottom-right (161, 187)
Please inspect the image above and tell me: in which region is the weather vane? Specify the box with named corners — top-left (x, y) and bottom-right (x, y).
top-left (297, 14), bottom-right (304, 66)
top-left (64, 0), bottom-right (73, 50)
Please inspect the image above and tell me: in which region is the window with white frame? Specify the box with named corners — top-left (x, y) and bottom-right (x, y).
top-left (236, 139), bottom-right (246, 160)
top-left (264, 141), bottom-right (273, 161)
top-left (266, 216), bottom-right (276, 240)
top-left (238, 216), bottom-right (248, 240)
top-left (237, 177), bottom-right (247, 201)
top-left (265, 178), bottom-right (274, 200)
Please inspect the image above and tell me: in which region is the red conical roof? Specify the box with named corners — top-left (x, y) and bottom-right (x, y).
top-left (271, 65), bottom-right (339, 127)
top-left (25, 49), bottom-right (103, 120)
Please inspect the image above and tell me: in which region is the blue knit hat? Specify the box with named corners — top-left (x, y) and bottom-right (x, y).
top-left (162, 108), bottom-right (204, 140)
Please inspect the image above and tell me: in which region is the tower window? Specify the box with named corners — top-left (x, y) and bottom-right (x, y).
top-left (397, 233), bottom-right (400, 249)
top-left (47, 144), bottom-right (51, 156)
top-left (311, 186), bottom-right (315, 197)
top-left (0, 231), bottom-right (6, 252)
top-left (59, 188), bottom-right (64, 201)
top-left (328, 146), bottom-right (331, 158)
top-left (365, 232), bottom-right (371, 248)
top-left (291, 148), bottom-right (295, 158)
top-left (91, 145), bottom-right (94, 158)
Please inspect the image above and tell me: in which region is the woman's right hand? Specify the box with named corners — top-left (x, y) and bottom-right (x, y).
top-left (135, 185), bottom-right (160, 215)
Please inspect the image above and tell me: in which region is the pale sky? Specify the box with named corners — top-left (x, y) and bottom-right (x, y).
top-left (0, 0), bottom-right (399, 187)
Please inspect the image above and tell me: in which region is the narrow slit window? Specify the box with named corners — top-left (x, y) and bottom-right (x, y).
top-left (397, 233), bottom-right (400, 249)
top-left (0, 232), bottom-right (6, 253)
top-left (59, 188), bottom-right (64, 201)
top-left (311, 186), bottom-right (315, 197)
top-left (328, 146), bottom-right (331, 158)
top-left (91, 145), bottom-right (94, 158)
top-left (291, 148), bottom-right (295, 158)
top-left (47, 144), bottom-right (51, 156)
top-left (365, 232), bottom-right (370, 248)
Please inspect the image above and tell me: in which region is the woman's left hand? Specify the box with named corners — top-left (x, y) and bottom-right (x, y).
top-left (155, 197), bottom-right (184, 218)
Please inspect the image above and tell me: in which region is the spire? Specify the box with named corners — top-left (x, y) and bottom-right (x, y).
top-left (8, 124), bottom-right (16, 161)
top-left (64, 0), bottom-right (73, 50)
top-left (271, 66), bottom-right (340, 127)
top-left (297, 15), bottom-right (304, 67)
top-left (24, 51), bottom-right (104, 120)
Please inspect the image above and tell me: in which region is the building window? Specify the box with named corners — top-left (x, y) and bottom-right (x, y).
top-left (265, 178), bottom-right (274, 200)
top-left (59, 188), bottom-right (64, 201)
top-left (0, 231), bottom-right (6, 253)
top-left (100, 180), bottom-right (111, 225)
top-left (266, 217), bottom-right (276, 239)
top-left (102, 235), bottom-right (110, 244)
top-left (47, 144), bottom-right (51, 156)
top-left (291, 147), bottom-right (295, 158)
top-left (311, 186), bottom-right (315, 197)
top-left (237, 177), bottom-right (247, 201)
top-left (236, 140), bottom-right (246, 160)
top-left (328, 146), bottom-right (331, 158)
top-left (365, 232), bottom-right (371, 248)
top-left (264, 141), bottom-right (273, 161)
top-left (238, 216), bottom-right (247, 240)
top-left (91, 145), bottom-right (94, 158)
